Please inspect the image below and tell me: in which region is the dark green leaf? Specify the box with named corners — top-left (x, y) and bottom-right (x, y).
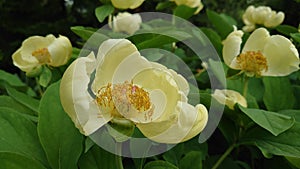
top-left (263, 77), bottom-right (295, 111)
top-left (156, 1), bottom-right (174, 10)
top-left (173, 5), bottom-right (197, 20)
top-left (276, 25), bottom-right (298, 36)
top-left (0, 95), bottom-right (36, 116)
top-left (242, 122), bottom-right (300, 158)
top-left (78, 145), bottom-right (118, 169)
top-left (0, 108), bottom-right (48, 167)
top-left (0, 152), bottom-right (47, 169)
top-left (71, 26), bottom-right (108, 41)
top-left (6, 86), bottom-right (39, 113)
top-left (144, 160), bottom-right (179, 169)
top-left (37, 81), bottom-right (83, 169)
top-left (206, 9), bottom-right (234, 39)
top-left (285, 156), bottom-right (300, 168)
top-left (200, 28), bottom-right (222, 56)
top-left (239, 105), bottom-right (294, 136)
top-left (95, 5), bottom-right (114, 23)
top-left (291, 33), bottom-right (300, 43)
top-left (39, 66), bottom-right (52, 87)
top-left (179, 151), bottom-right (202, 169)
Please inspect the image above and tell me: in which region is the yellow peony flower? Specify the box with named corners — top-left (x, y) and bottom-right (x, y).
top-left (109, 12), bottom-right (142, 35)
top-left (60, 39), bottom-right (208, 144)
top-left (222, 27), bottom-right (299, 77)
top-left (12, 34), bottom-right (72, 75)
top-left (111, 0), bottom-right (144, 9)
top-left (242, 5), bottom-right (284, 32)
top-left (172, 0), bottom-right (204, 14)
top-left (212, 89), bottom-right (247, 110)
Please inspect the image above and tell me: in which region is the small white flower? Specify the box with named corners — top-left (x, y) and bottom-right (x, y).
top-left (109, 12), bottom-right (142, 35)
top-left (60, 39), bottom-right (208, 144)
top-left (242, 5), bottom-right (284, 32)
top-left (212, 89), bottom-right (247, 110)
top-left (222, 27), bottom-right (299, 77)
top-left (12, 34), bottom-right (72, 74)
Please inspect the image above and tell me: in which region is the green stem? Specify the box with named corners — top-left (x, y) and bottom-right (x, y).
top-left (211, 144), bottom-right (236, 169)
top-left (115, 143), bottom-right (124, 169)
top-left (243, 76), bottom-right (249, 98)
top-left (35, 77), bottom-right (43, 97)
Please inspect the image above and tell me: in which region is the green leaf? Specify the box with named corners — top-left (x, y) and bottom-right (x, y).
top-left (173, 5), bottom-right (196, 20)
top-left (0, 70), bottom-right (25, 87)
top-left (242, 122), bottom-right (300, 158)
top-left (263, 77), bottom-right (295, 111)
top-left (0, 152), bottom-right (47, 169)
top-left (0, 108), bottom-right (48, 167)
top-left (39, 66), bottom-right (52, 87)
top-left (276, 25), bottom-right (298, 37)
top-left (239, 105), bottom-right (294, 136)
top-left (291, 33), bottom-right (300, 43)
top-left (179, 151), bottom-right (203, 169)
top-left (37, 81), bottom-right (83, 169)
top-left (200, 27), bottom-right (222, 56)
top-left (95, 5), bottom-right (114, 23)
top-left (144, 160), bottom-right (179, 169)
top-left (286, 156), bottom-right (300, 168)
top-left (156, 1), bottom-right (174, 10)
top-left (78, 145), bottom-right (118, 169)
top-left (6, 86), bottom-right (39, 113)
top-left (71, 26), bottom-right (109, 41)
top-left (0, 95), bottom-right (36, 116)
top-left (107, 118), bottom-right (135, 142)
top-left (206, 9), bottom-right (234, 39)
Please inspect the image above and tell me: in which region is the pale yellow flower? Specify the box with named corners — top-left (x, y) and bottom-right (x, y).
top-left (60, 39), bottom-right (208, 144)
top-left (242, 5), bottom-right (284, 32)
top-left (109, 12), bottom-right (142, 35)
top-left (172, 0), bottom-right (203, 14)
top-left (222, 27), bottom-right (299, 77)
top-left (212, 89), bottom-right (247, 110)
top-left (12, 34), bottom-right (72, 74)
top-left (111, 0), bottom-right (144, 9)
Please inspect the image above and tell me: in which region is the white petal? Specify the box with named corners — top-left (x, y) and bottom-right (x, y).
top-left (212, 89), bottom-right (247, 110)
top-left (60, 53), bottom-right (111, 135)
top-left (111, 0), bottom-right (144, 9)
top-left (262, 35), bottom-right (300, 76)
top-left (48, 35), bottom-right (72, 67)
top-left (264, 11), bottom-right (284, 27)
top-left (92, 39), bottom-right (139, 92)
top-left (137, 102), bottom-right (207, 144)
top-left (242, 28), bottom-right (269, 52)
top-left (222, 28), bottom-right (244, 69)
top-left (12, 48), bottom-right (39, 73)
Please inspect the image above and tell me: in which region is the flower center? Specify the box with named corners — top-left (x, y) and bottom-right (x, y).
top-left (95, 81), bottom-right (151, 117)
top-left (236, 51), bottom-right (268, 76)
top-left (32, 48), bottom-right (52, 64)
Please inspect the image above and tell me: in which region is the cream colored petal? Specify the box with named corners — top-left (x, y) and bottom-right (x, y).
top-left (212, 89), bottom-right (247, 110)
top-left (222, 28), bottom-right (244, 69)
top-left (92, 39), bottom-right (139, 92)
top-left (20, 35), bottom-right (55, 57)
top-left (242, 28), bottom-right (269, 53)
top-left (182, 104), bottom-right (208, 142)
top-left (150, 62), bottom-right (190, 96)
top-left (137, 102), bottom-right (207, 144)
top-left (113, 12), bottom-right (142, 35)
top-left (252, 6), bottom-right (271, 25)
top-left (242, 24), bottom-right (256, 32)
top-left (242, 6), bottom-right (255, 25)
top-left (264, 12), bottom-right (284, 27)
top-left (12, 48), bottom-right (39, 72)
top-left (48, 35), bottom-right (72, 67)
top-left (261, 35), bottom-right (300, 76)
top-left (60, 53), bottom-right (111, 135)
top-left (111, 0), bottom-right (144, 9)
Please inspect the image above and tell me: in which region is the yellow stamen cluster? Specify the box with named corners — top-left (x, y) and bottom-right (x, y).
top-left (113, 81), bottom-right (150, 112)
top-left (95, 81), bottom-right (151, 117)
top-left (237, 51), bottom-right (268, 76)
top-left (32, 48), bottom-right (52, 64)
